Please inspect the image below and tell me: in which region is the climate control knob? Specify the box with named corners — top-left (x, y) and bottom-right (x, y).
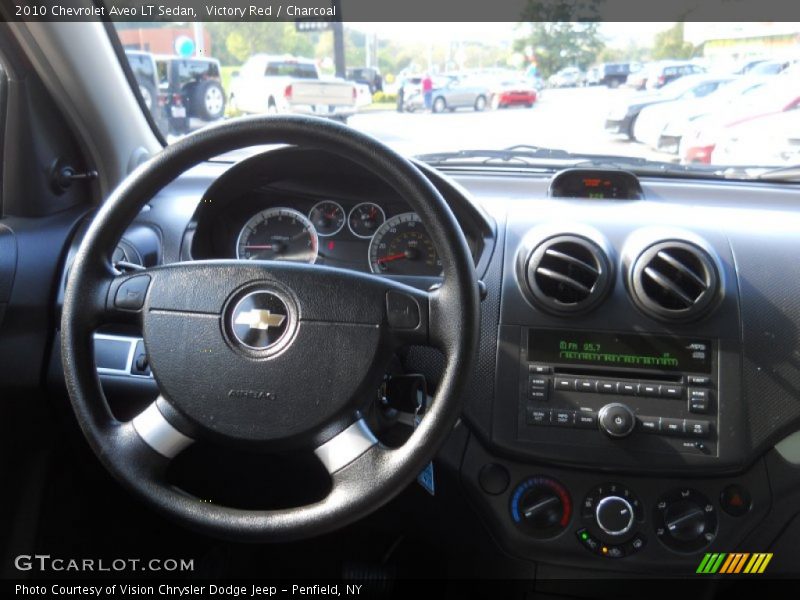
top-left (510, 476), bottom-right (572, 539)
top-left (595, 495), bottom-right (635, 536)
top-left (598, 403), bottom-right (636, 438)
top-left (654, 488), bottom-right (718, 552)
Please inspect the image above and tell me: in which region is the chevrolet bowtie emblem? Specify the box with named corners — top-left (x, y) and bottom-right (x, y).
top-left (234, 309), bottom-right (286, 330)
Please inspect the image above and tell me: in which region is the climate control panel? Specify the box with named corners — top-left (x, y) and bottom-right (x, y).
top-left (463, 438), bottom-right (769, 574)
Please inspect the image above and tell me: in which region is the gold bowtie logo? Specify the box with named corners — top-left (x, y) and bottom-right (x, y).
top-left (234, 309), bottom-right (286, 330)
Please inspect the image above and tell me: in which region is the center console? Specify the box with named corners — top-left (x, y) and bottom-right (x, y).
top-left (463, 193), bottom-right (760, 572)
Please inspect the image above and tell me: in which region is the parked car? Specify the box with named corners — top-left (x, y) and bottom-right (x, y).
top-left (710, 110), bottom-right (800, 166)
top-left (155, 55), bottom-right (225, 134)
top-left (626, 61), bottom-right (704, 90)
top-left (747, 59), bottom-right (793, 76)
top-left (346, 67), bottom-right (383, 94)
top-left (548, 67), bottom-right (583, 88)
top-left (586, 62), bottom-right (636, 88)
top-left (229, 55), bottom-right (357, 122)
top-left (404, 76), bottom-right (490, 113)
top-left (490, 78), bottom-right (538, 109)
top-left (647, 76), bottom-right (774, 153)
top-left (680, 78), bottom-right (800, 163)
top-left (606, 73), bottom-right (733, 139)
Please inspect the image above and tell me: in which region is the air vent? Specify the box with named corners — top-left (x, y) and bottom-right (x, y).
top-left (629, 241), bottom-right (719, 321)
top-left (524, 235), bottom-right (612, 314)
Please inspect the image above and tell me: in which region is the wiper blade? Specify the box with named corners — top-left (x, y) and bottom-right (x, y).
top-left (415, 146), bottom-right (574, 165)
top-left (416, 146), bottom-right (726, 178)
top-left (748, 164), bottom-right (800, 181)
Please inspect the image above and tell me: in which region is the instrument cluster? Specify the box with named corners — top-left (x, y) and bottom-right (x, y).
top-left (208, 193), bottom-right (448, 277)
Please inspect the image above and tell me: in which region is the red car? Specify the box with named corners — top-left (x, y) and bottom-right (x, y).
top-left (491, 79), bottom-right (538, 109)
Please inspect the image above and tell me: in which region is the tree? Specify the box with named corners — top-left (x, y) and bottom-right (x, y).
top-left (651, 23), bottom-right (696, 60)
top-left (514, 22), bottom-right (605, 77)
top-left (204, 23), bottom-right (318, 66)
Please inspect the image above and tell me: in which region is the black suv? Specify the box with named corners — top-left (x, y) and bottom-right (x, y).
top-left (586, 62), bottom-right (636, 88)
top-left (155, 55), bottom-right (226, 134)
top-left (124, 50), bottom-right (167, 129)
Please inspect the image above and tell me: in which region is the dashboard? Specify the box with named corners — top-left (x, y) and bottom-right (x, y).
top-left (38, 148), bottom-right (800, 578)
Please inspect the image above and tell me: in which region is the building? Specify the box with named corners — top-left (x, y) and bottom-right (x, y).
top-left (116, 26), bottom-right (212, 57)
top-left (684, 23), bottom-right (800, 60)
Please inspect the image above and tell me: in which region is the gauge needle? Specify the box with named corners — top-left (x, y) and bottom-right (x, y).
top-left (244, 245), bottom-right (274, 249)
top-left (376, 253), bottom-right (407, 264)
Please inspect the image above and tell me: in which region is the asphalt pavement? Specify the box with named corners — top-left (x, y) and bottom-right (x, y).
top-left (347, 87), bottom-right (676, 162)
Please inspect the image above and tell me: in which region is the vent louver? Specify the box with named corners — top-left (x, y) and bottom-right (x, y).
top-left (630, 241), bottom-right (719, 321)
top-left (524, 235), bottom-right (611, 314)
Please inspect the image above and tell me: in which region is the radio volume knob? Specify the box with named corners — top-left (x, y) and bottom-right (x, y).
top-left (598, 403), bottom-right (636, 438)
top-left (595, 495), bottom-right (635, 536)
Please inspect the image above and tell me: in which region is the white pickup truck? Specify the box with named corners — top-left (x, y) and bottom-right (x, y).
top-left (229, 55), bottom-right (359, 122)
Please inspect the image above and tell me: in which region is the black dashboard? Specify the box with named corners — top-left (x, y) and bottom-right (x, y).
top-left (38, 149), bottom-right (800, 577)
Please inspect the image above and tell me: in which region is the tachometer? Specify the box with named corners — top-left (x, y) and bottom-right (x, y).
top-left (236, 207), bottom-right (318, 263)
top-left (308, 201), bottom-right (345, 236)
top-left (348, 202), bottom-right (385, 239)
top-left (369, 213), bottom-right (441, 276)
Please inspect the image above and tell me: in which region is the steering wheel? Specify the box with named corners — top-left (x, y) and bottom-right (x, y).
top-left (61, 116), bottom-right (480, 541)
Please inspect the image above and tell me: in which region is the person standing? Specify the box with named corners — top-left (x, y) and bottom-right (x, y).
top-left (422, 74), bottom-right (433, 111)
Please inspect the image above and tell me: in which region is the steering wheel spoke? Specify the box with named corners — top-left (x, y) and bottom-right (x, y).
top-left (131, 396), bottom-right (195, 459)
top-left (314, 418), bottom-right (380, 475)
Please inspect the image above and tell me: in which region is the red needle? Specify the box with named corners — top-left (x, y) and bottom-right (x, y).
top-left (376, 253), bottom-right (407, 264)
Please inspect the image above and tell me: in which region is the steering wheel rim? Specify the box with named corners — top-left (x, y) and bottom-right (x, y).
top-left (61, 115), bottom-right (480, 542)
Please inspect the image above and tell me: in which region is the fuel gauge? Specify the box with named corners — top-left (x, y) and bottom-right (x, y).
top-left (348, 202), bottom-right (385, 239)
top-left (308, 201), bottom-right (345, 237)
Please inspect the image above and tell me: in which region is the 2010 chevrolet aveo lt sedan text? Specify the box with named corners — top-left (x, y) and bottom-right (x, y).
top-left (2, 11), bottom-right (800, 597)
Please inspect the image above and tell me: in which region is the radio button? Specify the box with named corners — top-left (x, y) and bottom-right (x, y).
top-left (662, 418), bottom-right (685, 436)
top-left (575, 411), bottom-right (598, 429)
top-left (526, 407), bottom-right (551, 426)
top-left (528, 387), bottom-right (549, 401)
top-left (687, 375), bottom-right (712, 387)
top-left (661, 385), bottom-right (684, 399)
top-left (638, 383), bottom-right (660, 397)
top-left (554, 377), bottom-right (575, 391)
top-left (618, 382), bottom-right (638, 395)
top-left (685, 420), bottom-right (711, 438)
top-left (598, 380), bottom-right (618, 394)
top-left (689, 388), bottom-right (710, 401)
top-left (598, 403), bottom-right (636, 438)
top-left (529, 364), bottom-right (552, 374)
top-left (637, 415), bottom-right (661, 433)
top-left (576, 379), bottom-right (597, 393)
top-left (553, 409), bottom-right (576, 426)
top-left (689, 395), bottom-right (710, 414)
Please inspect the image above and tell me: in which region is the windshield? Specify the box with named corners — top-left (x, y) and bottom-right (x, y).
top-left (114, 21), bottom-right (800, 173)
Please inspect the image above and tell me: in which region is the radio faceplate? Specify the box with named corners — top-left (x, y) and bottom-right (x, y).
top-left (492, 326), bottom-right (731, 469)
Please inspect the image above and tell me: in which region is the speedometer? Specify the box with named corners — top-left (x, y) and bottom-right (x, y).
top-left (236, 207), bottom-right (318, 263)
top-left (368, 213), bottom-right (441, 276)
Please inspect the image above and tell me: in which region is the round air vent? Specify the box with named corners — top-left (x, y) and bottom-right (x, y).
top-left (629, 241), bottom-right (719, 321)
top-left (523, 235), bottom-right (612, 314)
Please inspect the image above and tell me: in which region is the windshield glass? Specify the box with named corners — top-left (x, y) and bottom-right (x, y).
top-left (114, 21), bottom-right (800, 173)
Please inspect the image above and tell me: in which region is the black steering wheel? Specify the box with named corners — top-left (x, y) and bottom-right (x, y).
top-left (61, 116), bottom-right (480, 541)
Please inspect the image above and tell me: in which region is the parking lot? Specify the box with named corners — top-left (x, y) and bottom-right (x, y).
top-left (347, 87), bottom-right (677, 161)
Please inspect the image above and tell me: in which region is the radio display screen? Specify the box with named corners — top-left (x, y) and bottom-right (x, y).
top-left (528, 329), bottom-right (712, 374)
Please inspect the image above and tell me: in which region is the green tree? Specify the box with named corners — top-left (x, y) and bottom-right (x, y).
top-left (651, 23), bottom-right (696, 60)
top-left (205, 23), bottom-right (318, 66)
top-left (514, 22), bottom-right (605, 77)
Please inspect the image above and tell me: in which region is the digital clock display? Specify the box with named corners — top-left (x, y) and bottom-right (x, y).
top-left (528, 329), bottom-right (712, 373)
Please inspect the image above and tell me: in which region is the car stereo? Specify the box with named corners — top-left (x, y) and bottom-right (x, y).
top-left (516, 329), bottom-right (718, 458)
